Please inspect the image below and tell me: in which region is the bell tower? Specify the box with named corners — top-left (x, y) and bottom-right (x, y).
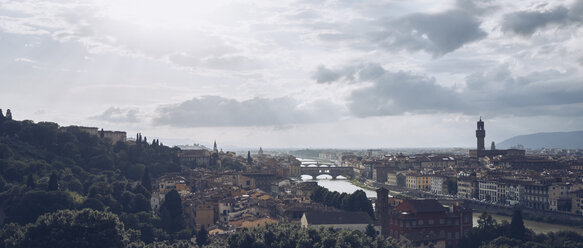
top-left (476, 117), bottom-right (485, 150)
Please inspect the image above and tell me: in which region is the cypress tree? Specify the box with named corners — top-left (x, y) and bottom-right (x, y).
top-left (510, 208), bottom-right (526, 240)
top-left (141, 166), bottom-right (152, 192)
top-left (47, 172), bottom-right (58, 191)
top-left (6, 109), bottom-right (12, 120)
top-left (247, 151), bottom-right (252, 165)
top-left (196, 225), bottom-right (208, 247)
top-left (160, 189), bottom-right (184, 233)
top-left (366, 224), bottom-right (376, 238)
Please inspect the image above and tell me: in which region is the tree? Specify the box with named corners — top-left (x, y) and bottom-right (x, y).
top-left (447, 178), bottom-right (458, 195)
top-left (366, 224), bottom-right (376, 238)
top-left (48, 172), bottom-right (58, 191)
top-left (396, 173), bottom-right (406, 187)
top-left (196, 225), bottom-right (208, 247)
top-left (141, 166), bottom-right (152, 192)
top-left (247, 151), bottom-right (252, 165)
top-left (159, 190), bottom-right (184, 233)
top-left (509, 208), bottom-right (527, 240)
top-left (26, 174), bottom-right (35, 188)
top-left (6, 109), bottom-right (12, 120)
top-left (19, 209), bottom-right (129, 248)
top-left (477, 212), bottom-right (497, 232)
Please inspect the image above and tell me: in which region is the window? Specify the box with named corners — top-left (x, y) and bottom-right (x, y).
top-left (440, 230), bottom-right (445, 237)
top-left (440, 219), bottom-right (445, 224)
top-left (429, 219), bottom-right (434, 225)
top-left (418, 219), bottom-right (424, 225)
top-left (448, 232), bottom-right (452, 240)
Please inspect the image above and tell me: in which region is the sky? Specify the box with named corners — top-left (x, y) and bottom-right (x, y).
top-left (0, 0), bottom-right (582, 149)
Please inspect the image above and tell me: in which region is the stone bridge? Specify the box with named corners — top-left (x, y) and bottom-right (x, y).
top-left (300, 166), bottom-right (354, 179)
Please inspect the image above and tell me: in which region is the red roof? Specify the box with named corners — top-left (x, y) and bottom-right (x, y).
top-left (396, 199), bottom-right (446, 214)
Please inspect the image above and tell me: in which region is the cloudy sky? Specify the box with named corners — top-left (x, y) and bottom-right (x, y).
top-left (1, 0), bottom-right (582, 149)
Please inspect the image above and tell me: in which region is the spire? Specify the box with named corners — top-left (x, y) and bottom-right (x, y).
top-left (213, 141), bottom-right (218, 153)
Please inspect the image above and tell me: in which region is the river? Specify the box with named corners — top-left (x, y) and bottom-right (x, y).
top-left (300, 175), bottom-right (377, 198)
top-left (298, 158), bottom-right (377, 197)
top-left (472, 212), bottom-right (583, 235)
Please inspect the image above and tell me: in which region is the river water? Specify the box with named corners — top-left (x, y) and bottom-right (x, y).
top-left (300, 175), bottom-right (377, 198)
top-left (472, 212), bottom-right (583, 235)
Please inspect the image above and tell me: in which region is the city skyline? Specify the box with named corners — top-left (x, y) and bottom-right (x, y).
top-left (1, 0), bottom-right (582, 148)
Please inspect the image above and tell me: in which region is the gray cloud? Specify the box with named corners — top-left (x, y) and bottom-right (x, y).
top-left (467, 68), bottom-right (583, 112)
top-left (153, 96), bottom-right (343, 127)
top-left (313, 63), bottom-right (583, 117)
top-left (90, 107), bottom-right (139, 123)
top-left (502, 1), bottom-right (583, 36)
top-left (348, 66), bottom-right (461, 117)
top-left (313, 65), bottom-right (344, 83)
top-left (373, 10), bottom-right (487, 57)
top-left (455, 0), bottom-right (499, 15)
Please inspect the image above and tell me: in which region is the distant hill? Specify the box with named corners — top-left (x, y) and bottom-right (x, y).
top-left (498, 130), bottom-right (583, 149)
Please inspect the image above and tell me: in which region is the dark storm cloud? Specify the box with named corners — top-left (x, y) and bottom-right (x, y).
top-left (153, 96), bottom-right (343, 127)
top-left (90, 107), bottom-right (139, 123)
top-left (313, 63), bottom-right (583, 117)
top-left (502, 0), bottom-right (583, 36)
top-left (373, 10), bottom-right (487, 57)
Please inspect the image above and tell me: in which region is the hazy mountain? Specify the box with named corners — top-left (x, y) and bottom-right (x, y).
top-left (498, 131), bottom-right (583, 149)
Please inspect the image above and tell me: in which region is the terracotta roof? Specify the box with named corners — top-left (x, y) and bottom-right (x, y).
top-left (303, 211), bottom-right (373, 225)
top-left (397, 199), bottom-right (446, 214)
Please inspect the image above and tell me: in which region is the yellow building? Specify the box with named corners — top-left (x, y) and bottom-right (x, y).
top-left (406, 173), bottom-right (430, 190)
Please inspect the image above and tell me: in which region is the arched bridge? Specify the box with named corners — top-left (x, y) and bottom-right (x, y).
top-left (300, 166), bottom-right (354, 179)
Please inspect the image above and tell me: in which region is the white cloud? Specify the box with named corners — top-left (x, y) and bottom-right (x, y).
top-left (1, 0), bottom-right (582, 148)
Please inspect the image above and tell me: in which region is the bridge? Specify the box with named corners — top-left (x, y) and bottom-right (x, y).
top-left (300, 166), bottom-right (354, 179)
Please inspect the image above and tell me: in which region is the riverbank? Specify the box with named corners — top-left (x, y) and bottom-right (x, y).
top-left (468, 201), bottom-right (583, 229)
top-left (473, 212), bottom-right (583, 235)
top-left (350, 179), bottom-right (377, 191)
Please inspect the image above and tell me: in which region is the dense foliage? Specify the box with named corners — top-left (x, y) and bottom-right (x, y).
top-left (0, 209), bottom-right (130, 248)
top-left (310, 186), bottom-right (375, 219)
top-left (0, 117), bottom-right (183, 244)
top-left (207, 224), bottom-right (397, 248)
top-left (460, 211), bottom-right (583, 248)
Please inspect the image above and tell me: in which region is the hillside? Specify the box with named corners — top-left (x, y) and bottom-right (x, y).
top-left (498, 130), bottom-right (583, 149)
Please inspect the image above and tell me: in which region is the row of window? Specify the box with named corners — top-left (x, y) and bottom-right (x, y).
top-left (389, 217), bottom-right (466, 227)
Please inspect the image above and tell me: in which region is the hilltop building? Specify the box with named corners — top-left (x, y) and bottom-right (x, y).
top-left (61, 126), bottom-right (126, 144)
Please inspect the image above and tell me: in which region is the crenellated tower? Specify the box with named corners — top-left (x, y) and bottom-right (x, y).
top-left (476, 117), bottom-right (485, 150)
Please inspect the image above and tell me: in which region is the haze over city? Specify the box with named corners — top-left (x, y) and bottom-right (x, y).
top-left (1, 0), bottom-right (582, 148)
